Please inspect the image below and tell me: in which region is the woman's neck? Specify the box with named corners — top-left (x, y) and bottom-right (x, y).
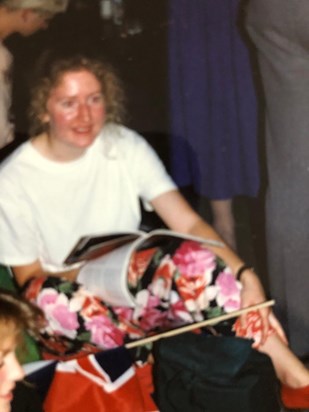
top-left (31, 133), bottom-right (87, 162)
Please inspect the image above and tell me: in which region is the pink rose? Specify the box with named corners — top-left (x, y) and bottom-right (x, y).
top-left (114, 306), bottom-right (134, 322)
top-left (85, 316), bottom-right (125, 348)
top-left (168, 292), bottom-right (193, 324)
top-left (132, 290), bottom-right (168, 331)
top-left (215, 271), bottom-right (241, 312)
top-left (37, 288), bottom-right (58, 309)
top-left (138, 306), bottom-right (168, 331)
top-left (51, 304), bottom-right (79, 331)
top-left (221, 298), bottom-right (241, 312)
top-left (135, 289), bottom-right (161, 312)
top-left (36, 289), bottom-right (79, 339)
top-left (173, 241), bottom-right (216, 281)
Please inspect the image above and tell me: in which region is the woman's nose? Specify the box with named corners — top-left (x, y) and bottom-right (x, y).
top-left (77, 103), bottom-right (91, 121)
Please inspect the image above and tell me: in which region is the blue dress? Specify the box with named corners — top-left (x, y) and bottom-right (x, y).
top-left (168, 0), bottom-right (259, 199)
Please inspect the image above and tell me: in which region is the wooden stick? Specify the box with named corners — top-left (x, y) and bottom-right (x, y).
top-left (125, 299), bottom-right (275, 349)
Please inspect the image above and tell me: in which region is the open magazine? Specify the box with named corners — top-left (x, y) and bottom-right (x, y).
top-left (64, 229), bottom-right (223, 307)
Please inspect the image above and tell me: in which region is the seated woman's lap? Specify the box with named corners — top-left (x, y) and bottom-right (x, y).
top-left (21, 240), bottom-right (272, 359)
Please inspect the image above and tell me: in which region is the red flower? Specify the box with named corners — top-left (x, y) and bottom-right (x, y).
top-left (23, 276), bottom-right (47, 301)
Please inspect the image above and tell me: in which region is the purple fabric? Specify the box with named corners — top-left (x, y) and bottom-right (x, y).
top-left (168, 0), bottom-right (259, 199)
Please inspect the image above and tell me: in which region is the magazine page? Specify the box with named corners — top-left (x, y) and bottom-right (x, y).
top-left (64, 231), bottom-right (143, 265)
top-left (65, 228), bottom-right (223, 265)
top-left (139, 229), bottom-right (224, 248)
top-left (77, 241), bottom-right (140, 307)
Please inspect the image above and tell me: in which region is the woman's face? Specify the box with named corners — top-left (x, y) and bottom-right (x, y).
top-left (43, 69), bottom-right (106, 158)
top-left (0, 336), bottom-right (24, 412)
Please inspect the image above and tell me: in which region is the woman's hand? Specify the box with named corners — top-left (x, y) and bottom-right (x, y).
top-left (268, 311), bottom-right (288, 345)
top-left (239, 269), bottom-right (270, 344)
top-left (12, 260), bottom-right (80, 287)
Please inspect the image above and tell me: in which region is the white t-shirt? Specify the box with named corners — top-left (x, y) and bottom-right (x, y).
top-left (0, 124), bottom-right (176, 271)
top-left (0, 41), bottom-right (14, 148)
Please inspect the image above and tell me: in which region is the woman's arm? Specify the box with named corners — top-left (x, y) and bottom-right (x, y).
top-left (12, 260), bottom-right (80, 287)
top-left (151, 190), bottom-right (243, 269)
top-left (151, 189), bottom-right (273, 342)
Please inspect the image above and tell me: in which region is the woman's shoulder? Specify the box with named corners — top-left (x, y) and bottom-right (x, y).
top-left (101, 123), bottom-right (147, 144)
top-left (98, 123), bottom-right (151, 157)
top-left (0, 145), bottom-right (32, 201)
top-left (0, 141), bottom-right (31, 178)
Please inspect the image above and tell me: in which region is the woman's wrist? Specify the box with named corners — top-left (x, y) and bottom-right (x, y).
top-left (235, 264), bottom-right (255, 282)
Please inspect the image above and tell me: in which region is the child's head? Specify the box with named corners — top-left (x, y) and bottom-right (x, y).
top-left (0, 289), bottom-right (43, 412)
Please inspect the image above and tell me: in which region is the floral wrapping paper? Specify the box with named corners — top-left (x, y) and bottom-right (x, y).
top-left (23, 240), bottom-right (266, 359)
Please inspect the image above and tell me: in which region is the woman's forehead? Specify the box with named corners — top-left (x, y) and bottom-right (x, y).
top-left (56, 69), bottom-right (99, 84)
top-left (50, 70), bottom-right (102, 94)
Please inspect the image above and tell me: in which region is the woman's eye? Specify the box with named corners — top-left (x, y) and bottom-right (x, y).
top-left (89, 94), bottom-right (104, 105)
top-left (60, 100), bottom-right (76, 109)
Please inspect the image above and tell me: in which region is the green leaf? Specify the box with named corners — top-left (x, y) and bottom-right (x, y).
top-left (206, 306), bottom-right (224, 319)
top-left (77, 331), bottom-right (91, 342)
top-left (58, 282), bottom-right (74, 294)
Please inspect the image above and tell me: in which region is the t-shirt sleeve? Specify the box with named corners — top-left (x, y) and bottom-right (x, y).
top-left (122, 129), bottom-right (177, 202)
top-left (0, 179), bottom-right (39, 266)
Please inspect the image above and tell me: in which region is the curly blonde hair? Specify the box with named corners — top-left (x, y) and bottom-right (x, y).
top-left (29, 55), bottom-right (126, 136)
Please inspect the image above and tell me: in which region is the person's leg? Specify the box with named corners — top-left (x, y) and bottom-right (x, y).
top-left (210, 199), bottom-right (236, 250)
top-left (246, 0), bottom-right (309, 358)
top-left (235, 310), bottom-right (309, 408)
top-left (260, 334), bottom-right (309, 410)
top-left (259, 334), bottom-right (309, 389)
top-left (235, 311), bottom-right (309, 387)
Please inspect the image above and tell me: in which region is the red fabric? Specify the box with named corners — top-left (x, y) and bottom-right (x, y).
top-left (135, 363), bottom-right (158, 412)
top-left (44, 355), bottom-right (158, 412)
